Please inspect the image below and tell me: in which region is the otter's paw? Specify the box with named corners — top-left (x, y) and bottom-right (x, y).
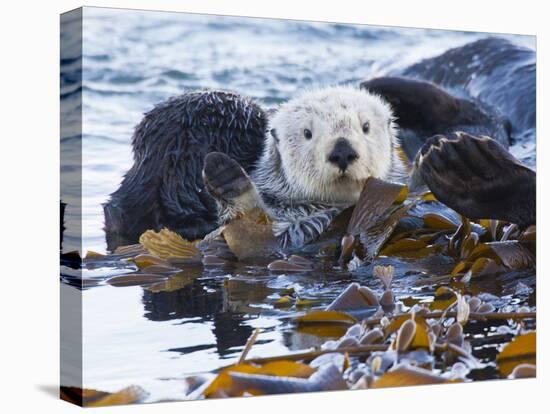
top-left (202, 152), bottom-right (259, 223)
top-left (416, 132), bottom-right (536, 228)
top-left (203, 152), bottom-right (253, 200)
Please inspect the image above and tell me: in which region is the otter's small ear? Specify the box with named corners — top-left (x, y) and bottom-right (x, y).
top-left (270, 128), bottom-right (279, 143)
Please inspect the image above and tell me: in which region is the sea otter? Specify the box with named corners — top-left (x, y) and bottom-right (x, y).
top-left (203, 86), bottom-right (404, 247)
top-left (104, 86), bottom-right (403, 250)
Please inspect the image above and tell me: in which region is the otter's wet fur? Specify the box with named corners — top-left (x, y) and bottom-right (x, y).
top-left (361, 76), bottom-right (511, 160)
top-left (103, 90), bottom-right (268, 251)
top-left (402, 37), bottom-right (535, 135)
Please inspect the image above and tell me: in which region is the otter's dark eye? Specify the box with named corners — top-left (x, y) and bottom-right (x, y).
top-left (362, 121), bottom-right (370, 134)
top-left (303, 129), bottom-right (312, 140)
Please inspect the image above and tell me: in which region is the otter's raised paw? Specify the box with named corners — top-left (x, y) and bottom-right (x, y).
top-left (203, 152), bottom-right (253, 200)
top-left (202, 152), bottom-right (260, 223)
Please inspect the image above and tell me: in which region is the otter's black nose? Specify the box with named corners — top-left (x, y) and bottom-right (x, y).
top-left (328, 138), bottom-right (359, 172)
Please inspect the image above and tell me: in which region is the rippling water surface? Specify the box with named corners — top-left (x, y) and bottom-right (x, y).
top-left (60, 8), bottom-right (536, 402)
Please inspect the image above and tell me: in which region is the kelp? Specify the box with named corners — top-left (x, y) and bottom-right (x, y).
top-left (226, 364), bottom-right (347, 396)
top-left (194, 262), bottom-right (535, 398)
top-left (201, 361), bottom-right (319, 398)
top-left (509, 363), bottom-right (536, 379)
top-left (139, 264), bottom-right (180, 273)
top-left (111, 173), bottom-right (536, 283)
top-left (496, 332), bottom-right (536, 377)
top-left (380, 238), bottom-right (428, 256)
top-left (106, 273), bottom-right (169, 287)
top-left (451, 241), bottom-right (535, 278)
top-left (100, 196), bottom-right (536, 397)
top-left (295, 324), bottom-right (350, 339)
top-left (372, 366), bottom-right (461, 388)
top-left (347, 178), bottom-right (407, 236)
top-left (221, 207), bottom-right (279, 260)
top-left (334, 177), bottom-right (410, 265)
top-left (187, 285), bottom-right (535, 398)
top-left (139, 228), bottom-right (201, 261)
top-left (130, 254), bottom-right (170, 269)
top-left (358, 205), bottom-right (411, 262)
top-left (294, 310), bottom-right (357, 325)
top-left (326, 282), bottom-right (379, 311)
top-left (60, 385), bottom-right (148, 407)
top-left (113, 243), bottom-right (147, 257)
top-left (468, 242), bottom-right (535, 270)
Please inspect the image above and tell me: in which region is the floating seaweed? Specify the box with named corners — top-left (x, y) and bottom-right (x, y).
top-left (200, 361), bottom-right (318, 398)
top-left (139, 228), bottom-right (201, 261)
top-left (496, 331), bottom-right (536, 377)
top-left (80, 175), bottom-right (535, 401)
top-left (372, 365), bottom-right (461, 388)
top-left (221, 207), bottom-right (279, 260)
top-left (60, 385), bottom-right (148, 407)
top-left (106, 273), bottom-right (169, 287)
top-left (190, 259), bottom-right (536, 398)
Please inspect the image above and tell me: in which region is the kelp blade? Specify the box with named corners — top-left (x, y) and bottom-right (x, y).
top-left (139, 228), bottom-right (200, 260)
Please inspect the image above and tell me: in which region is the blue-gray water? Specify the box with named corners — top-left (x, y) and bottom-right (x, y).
top-left (60, 7), bottom-right (536, 402)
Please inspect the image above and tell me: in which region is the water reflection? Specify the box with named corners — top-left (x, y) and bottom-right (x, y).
top-left (139, 264), bottom-right (371, 357)
top-left (142, 276), bottom-right (261, 357)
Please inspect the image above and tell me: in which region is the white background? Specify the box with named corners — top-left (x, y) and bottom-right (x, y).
top-left (0, 0), bottom-right (546, 412)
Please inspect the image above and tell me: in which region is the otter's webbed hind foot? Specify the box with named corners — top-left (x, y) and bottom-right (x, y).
top-left (413, 132), bottom-right (536, 228)
top-left (202, 152), bottom-right (260, 224)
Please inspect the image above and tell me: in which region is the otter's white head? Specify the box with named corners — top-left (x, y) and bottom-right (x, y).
top-left (266, 85), bottom-right (398, 205)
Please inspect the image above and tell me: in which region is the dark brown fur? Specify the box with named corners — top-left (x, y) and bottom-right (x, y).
top-left (360, 76), bottom-right (511, 160)
top-left (103, 90), bottom-right (268, 251)
top-left (403, 37), bottom-right (535, 134)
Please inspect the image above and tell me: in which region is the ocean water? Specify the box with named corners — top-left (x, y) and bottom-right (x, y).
top-left (60, 7), bottom-right (536, 403)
